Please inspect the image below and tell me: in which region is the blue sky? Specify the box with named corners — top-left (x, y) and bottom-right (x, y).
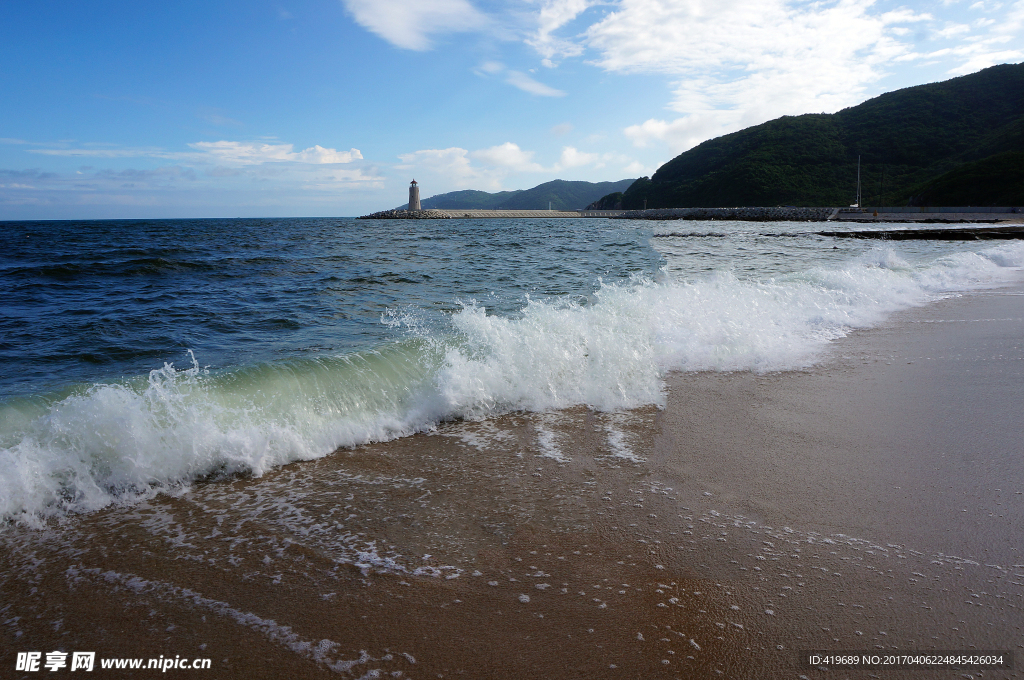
top-left (1, 0), bottom-right (1021, 219)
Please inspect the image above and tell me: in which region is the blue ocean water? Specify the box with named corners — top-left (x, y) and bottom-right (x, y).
top-left (2, 217), bottom-right (1022, 523)
top-left (0, 218), bottom-right (661, 397)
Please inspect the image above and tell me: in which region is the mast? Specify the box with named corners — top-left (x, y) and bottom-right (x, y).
top-left (856, 155), bottom-right (861, 208)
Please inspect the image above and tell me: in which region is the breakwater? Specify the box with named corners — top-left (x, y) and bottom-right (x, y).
top-left (819, 225), bottom-right (1024, 240)
top-left (359, 209), bottom-right (587, 219)
top-left (439, 209), bottom-right (586, 218)
top-left (359, 209), bottom-right (452, 219)
top-left (615, 207), bottom-right (838, 221)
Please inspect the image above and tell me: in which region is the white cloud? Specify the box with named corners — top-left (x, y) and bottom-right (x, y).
top-left (341, 0), bottom-right (487, 50)
top-left (624, 112), bottom-right (744, 154)
top-left (293, 145), bottom-right (363, 164)
top-left (906, 0), bottom-right (1024, 74)
top-left (579, 0), bottom-right (1024, 158)
top-left (527, 0), bottom-right (591, 65)
top-left (0, 162), bottom-right (383, 217)
top-left (550, 122), bottom-right (574, 135)
top-left (558, 146), bottom-right (600, 168)
top-left (990, 0), bottom-right (1024, 35)
top-left (396, 146), bottom-right (501, 189)
top-left (578, 0), bottom-right (946, 153)
top-left (398, 140), bottom-right (618, 194)
top-left (505, 70), bottom-right (567, 96)
top-left (398, 147), bottom-right (474, 176)
top-left (28, 146), bottom-right (172, 158)
top-left (474, 61), bottom-right (567, 96)
top-left (935, 22), bottom-right (972, 37)
top-left (623, 160), bottom-right (649, 175)
top-left (26, 140), bottom-right (363, 165)
top-left (470, 142), bottom-right (548, 171)
top-left (476, 60), bottom-right (505, 75)
top-left (189, 141), bottom-right (362, 164)
top-left (585, 0), bottom-right (924, 77)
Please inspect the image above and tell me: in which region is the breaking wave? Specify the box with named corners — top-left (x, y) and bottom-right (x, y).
top-left (2, 242), bottom-right (1022, 524)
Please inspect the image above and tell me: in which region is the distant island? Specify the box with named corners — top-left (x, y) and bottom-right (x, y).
top-left (397, 178), bottom-right (635, 211)
top-left (595, 62), bottom-right (1024, 210)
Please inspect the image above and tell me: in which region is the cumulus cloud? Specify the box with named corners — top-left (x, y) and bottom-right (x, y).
top-left (558, 146), bottom-right (600, 168)
top-left (397, 147), bottom-right (481, 184)
top-left (341, 0), bottom-right (487, 50)
top-left (396, 140), bottom-right (627, 196)
top-left (291, 145), bottom-right (363, 164)
top-left (470, 142), bottom-right (548, 171)
top-left (623, 112), bottom-right (738, 154)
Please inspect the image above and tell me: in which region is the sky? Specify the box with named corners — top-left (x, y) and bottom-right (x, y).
top-left (1, 0), bottom-right (1021, 219)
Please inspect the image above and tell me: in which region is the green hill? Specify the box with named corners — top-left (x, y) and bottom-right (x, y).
top-left (618, 63), bottom-right (1024, 209)
top-left (420, 189), bottom-right (520, 209)
top-left (907, 151), bottom-right (1024, 206)
top-left (402, 178), bottom-right (636, 211)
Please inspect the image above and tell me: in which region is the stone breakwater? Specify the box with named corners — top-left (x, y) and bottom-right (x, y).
top-left (359, 209), bottom-right (452, 219)
top-left (616, 207), bottom-right (838, 222)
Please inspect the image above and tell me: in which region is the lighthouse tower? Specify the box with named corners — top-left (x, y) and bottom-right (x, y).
top-left (408, 179), bottom-right (421, 211)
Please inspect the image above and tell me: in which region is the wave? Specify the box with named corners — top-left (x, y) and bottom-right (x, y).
top-left (2, 242), bottom-right (1022, 524)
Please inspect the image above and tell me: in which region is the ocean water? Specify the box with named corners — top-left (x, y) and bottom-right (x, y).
top-left (2, 217), bottom-right (1023, 524)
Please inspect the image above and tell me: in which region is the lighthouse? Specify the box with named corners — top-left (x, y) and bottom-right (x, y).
top-left (408, 179), bottom-right (421, 211)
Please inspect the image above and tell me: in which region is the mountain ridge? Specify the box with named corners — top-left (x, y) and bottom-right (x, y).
top-left (398, 178), bottom-right (636, 211)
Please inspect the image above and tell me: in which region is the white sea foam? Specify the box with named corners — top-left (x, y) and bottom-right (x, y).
top-left (2, 241), bottom-right (1022, 523)
top-left (67, 566), bottom-right (392, 674)
top-left (533, 427), bottom-right (562, 462)
top-left (605, 427), bottom-right (638, 462)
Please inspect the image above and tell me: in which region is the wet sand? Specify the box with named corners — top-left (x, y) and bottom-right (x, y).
top-left (3, 286), bottom-right (1023, 678)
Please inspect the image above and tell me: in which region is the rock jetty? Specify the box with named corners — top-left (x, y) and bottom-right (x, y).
top-left (818, 225), bottom-right (1024, 240)
top-left (615, 207), bottom-right (837, 222)
top-left (359, 209), bottom-right (452, 219)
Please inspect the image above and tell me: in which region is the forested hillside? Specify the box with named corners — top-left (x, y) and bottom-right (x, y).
top-left (614, 63), bottom-right (1024, 208)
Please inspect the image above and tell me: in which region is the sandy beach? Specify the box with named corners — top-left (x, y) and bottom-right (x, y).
top-left (3, 283), bottom-right (1022, 679)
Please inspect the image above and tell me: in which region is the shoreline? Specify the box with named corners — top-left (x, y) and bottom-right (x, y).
top-left (3, 284), bottom-right (1022, 678)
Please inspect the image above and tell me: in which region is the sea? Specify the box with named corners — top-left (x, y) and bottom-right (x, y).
top-left (2, 217), bottom-right (1023, 526)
